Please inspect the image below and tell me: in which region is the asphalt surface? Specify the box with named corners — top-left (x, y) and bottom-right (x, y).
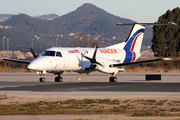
top-left (0, 82), bottom-right (180, 92)
top-left (0, 72), bottom-right (180, 92)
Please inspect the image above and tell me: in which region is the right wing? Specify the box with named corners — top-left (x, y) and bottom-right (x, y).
top-left (3, 58), bottom-right (31, 64)
top-left (109, 58), bottom-right (172, 68)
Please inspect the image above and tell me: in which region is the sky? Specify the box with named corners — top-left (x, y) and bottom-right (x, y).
top-left (0, 0), bottom-right (179, 23)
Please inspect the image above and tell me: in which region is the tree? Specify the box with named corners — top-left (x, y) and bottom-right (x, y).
top-left (90, 42), bottom-right (99, 48)
top-left (151, 7), bottom-right (180, 57)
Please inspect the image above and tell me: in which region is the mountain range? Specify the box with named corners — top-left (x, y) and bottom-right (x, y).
top-left (0, 3), bottom-right (152, 53)
top-left (0, 13), bottom-right (59, 21)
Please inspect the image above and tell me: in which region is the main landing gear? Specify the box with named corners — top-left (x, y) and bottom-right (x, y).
top-left (109, 73), bottom-right (117, 82)
top-left (39, 77), bottom-right (46, 82)
top-left (55, 76), bottom-right (63, 82)
top-left (109, 77), bottom-right (117, 82)
top-left (54, 71), bottom-right (63, 82)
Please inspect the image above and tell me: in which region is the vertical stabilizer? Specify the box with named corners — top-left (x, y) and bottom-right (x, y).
top-left (107, 23), bottom-right (145, 53)
top-left (107, 22), bottom-right (176, 53)
top-left (123, 24), bottom-right (145, 53)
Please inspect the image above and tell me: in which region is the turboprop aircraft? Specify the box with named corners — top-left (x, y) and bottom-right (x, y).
top-left (3, 22), bottom-right (176, 82)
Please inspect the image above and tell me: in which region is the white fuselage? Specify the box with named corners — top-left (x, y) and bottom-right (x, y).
top-left (28, 47), bottom-right (141, 74)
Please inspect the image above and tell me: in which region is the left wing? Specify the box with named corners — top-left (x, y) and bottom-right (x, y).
top-left (3, 58), bottom-right (31, 64)
top-left (109, 58), bottom-right (172, 68)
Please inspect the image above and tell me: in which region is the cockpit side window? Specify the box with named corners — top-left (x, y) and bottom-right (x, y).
top-left (56, 52), bottom-right (62, 57)
top-left (42, 51), bottom-right (55, 56)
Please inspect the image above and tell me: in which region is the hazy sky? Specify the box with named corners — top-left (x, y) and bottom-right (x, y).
top-left (0, 0), bottom-right (179, 22)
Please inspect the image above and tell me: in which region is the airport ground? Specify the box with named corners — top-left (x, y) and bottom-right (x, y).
top-left (0, 72), bottom-right (180, 119)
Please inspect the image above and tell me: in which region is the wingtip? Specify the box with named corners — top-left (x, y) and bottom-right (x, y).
top-left (168, 22), bottom-right (177, 25)
top-left (163, 58), bottom-right (173, 61)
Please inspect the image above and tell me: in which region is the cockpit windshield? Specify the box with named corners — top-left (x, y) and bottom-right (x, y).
top-left (41, 51), bottom-right (55, 56)
top-left (56, 52), bottom-right (62, 57)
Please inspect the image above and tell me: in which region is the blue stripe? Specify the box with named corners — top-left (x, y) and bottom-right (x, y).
top-left (124, 51), bottom-right (133, 63)
top-left (124, 29), bottom-right (145, 51)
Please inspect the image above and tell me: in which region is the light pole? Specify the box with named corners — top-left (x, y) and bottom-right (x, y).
top-left (6, 39), bottom-right (10, 58)
top-left (56, 38), bottom-right (58, 47)
top-left (31, 38), bottom-right (34, 49)
top-left (2, 36), bottom-right (6, 58)
top-left (2, 36), bottom-right (6, 51)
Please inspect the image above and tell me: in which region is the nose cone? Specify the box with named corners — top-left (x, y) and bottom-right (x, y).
top-left (28, 57), bottom-right (44, 70)
top-left (28, 61), bottom-right (38, 70)
top-left (28, 57), bottom-right (51, 71)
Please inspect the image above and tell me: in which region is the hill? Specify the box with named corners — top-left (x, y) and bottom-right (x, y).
top-left (0, 3), bottom-right (152, 53)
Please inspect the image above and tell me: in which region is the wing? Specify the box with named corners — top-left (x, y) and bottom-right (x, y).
top-left (109, 58), bottom-right (172, 68)
top-left (3, 58), bottom-right (31, 64)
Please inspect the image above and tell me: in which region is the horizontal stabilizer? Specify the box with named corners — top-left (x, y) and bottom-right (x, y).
top-left (109, 58), bottom-right (172, 68)
top-left (116, 22), bottom-right (176, 26)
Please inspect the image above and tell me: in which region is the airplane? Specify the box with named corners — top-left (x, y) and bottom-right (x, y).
top-left (3, 22), bottom-right (176, 82)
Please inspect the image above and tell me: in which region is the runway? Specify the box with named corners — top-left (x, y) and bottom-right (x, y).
top-left (0, 72), bottom-right (180, 97)
top-left (0, 82), bottom-right (180, 92)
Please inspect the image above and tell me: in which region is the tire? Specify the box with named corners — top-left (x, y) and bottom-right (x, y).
top-left (39, 77), bottom-right (46, 82)
top-left (113, 77), bottom-right (117, 82)
top-left (109, 77), bottom-right (117, 82)
top-left (55, 77), bottom-right (63, 82)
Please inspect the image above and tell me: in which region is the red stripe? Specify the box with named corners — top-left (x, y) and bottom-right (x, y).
top-left (130, 33), bottom-right (142, 51)
top-left (131, 52), bottom-right (136, 62)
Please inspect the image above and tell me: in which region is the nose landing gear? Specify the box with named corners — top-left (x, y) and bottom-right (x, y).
top-left (38, 71), bottom-right (46, 82)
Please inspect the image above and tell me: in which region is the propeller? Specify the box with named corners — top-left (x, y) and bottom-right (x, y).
top-left (29, 47), bottom-right (38, 58)
top-left (81, 46), bottom-right (103, 74)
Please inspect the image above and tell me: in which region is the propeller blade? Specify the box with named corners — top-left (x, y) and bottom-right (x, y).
top-left (29, 47), bottom-right (38, 58)
top-left (81, 53), bottom-right (92, 61)
top-left (95, 61), bottom-right (103, 67)
top-left (92, 46), bottom-right (98, 60)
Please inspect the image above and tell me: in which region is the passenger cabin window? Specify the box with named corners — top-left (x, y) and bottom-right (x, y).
top-left (56, 52), bottom-right (62, 57)
top-left (42, 51), bottom-right (55, 56)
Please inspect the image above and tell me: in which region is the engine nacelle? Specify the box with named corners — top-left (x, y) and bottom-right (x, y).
top-left (96, 58), bottom-right (119, 75)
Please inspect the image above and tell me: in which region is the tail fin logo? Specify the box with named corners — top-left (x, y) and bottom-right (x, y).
top-left (123, 29), bottom-right (145, 51)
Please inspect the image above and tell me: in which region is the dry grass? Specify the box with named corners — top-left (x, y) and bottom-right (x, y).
top-left (0, 58), bottom-right (32, 73)
top-left (0, 98), bottom-right (180, 116)
top-left (126, 57), bottom-right (180, 73)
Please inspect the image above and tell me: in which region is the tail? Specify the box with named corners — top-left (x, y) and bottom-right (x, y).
top-left (123, 23), bottom-right (145, 53)
top-left (107, 22), bottom-right (176, 53)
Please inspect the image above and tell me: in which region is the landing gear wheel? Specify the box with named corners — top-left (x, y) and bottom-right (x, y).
top-left (55, 76), bottom-right (63, 82)
top-left (109, 77), bottom-right (117, 82)
top-left (39, 77), bottom-right (46, 82)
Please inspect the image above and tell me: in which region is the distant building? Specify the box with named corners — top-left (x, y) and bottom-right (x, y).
top-left (0, 25), bottom-right (11, 29)
top-left (140, 50), bottom-right (154, 57)
top-left (112, 36), bottom-right (116, 40)
top-left (68, 33), bottom-right (75, 36)
top-left (0, 50), bottom-right (28, 59)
